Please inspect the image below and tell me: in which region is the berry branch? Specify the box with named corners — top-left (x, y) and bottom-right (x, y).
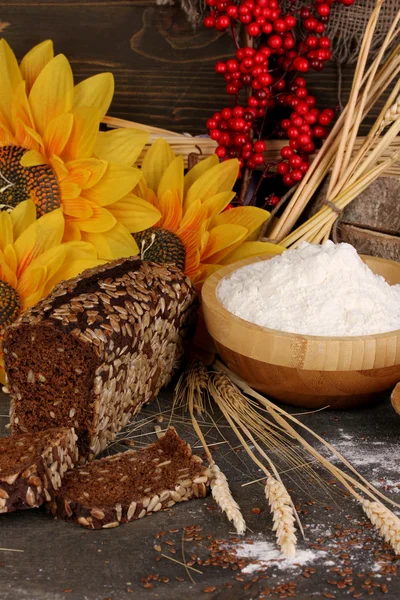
top-left (205, 0), bottom-right (355, 209)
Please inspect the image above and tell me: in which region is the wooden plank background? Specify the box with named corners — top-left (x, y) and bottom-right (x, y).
top-left (0, 0), bottom-right (387, 135)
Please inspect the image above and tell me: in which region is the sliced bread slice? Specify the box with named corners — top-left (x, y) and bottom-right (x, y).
top-left (47, 428), bottom-right (210, 529)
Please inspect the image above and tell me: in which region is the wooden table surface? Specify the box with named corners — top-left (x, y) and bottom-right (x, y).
top-left (1, 388), bottom-right (400, 599)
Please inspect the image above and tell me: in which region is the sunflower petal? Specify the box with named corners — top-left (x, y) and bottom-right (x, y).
top-left (3, 244), bottom-right (17, 274)
top-left (63, 220), bottom-right (82, 242)
top-left (95, 128), bottom-right (149, 166)
top-left (29, 54), bottom-right (74, 136)
top-left (0, 250), bottom-right (17, 289)
top-left (179, 199), bottom-right (207, 232)
top-left (73, 73), bottom-right (114, 120)
top-left (66, 158), bottom-right (108, 189)
top-left (76, 203), bottom-right (116, 233)
top-left (0, 39), bottom-right (23, 126)
top-left (107, 194), bottom-right (161, 233)
top-left (185, 158), bottom-right (239, 211)
top-left (220, 241), bottom-right (285, 265)
top-left (202, 191), bottom-right (236, 220)
top-left (21, 245), bottom-right (68, 300)
top-left (12, 81), bottom-right (35, 132)
top-left (65, 240), bottom-right (98, 260)
top-left (0, 211), bottom-right (13, 251)
top-left (17, 265), bottom-right (47, 308)
top-left (43, 112), bottom-right (74, 157)
top-left (183, 154), bottom-right (219, 194)
top-left (141, 139), bottom-right (175, 193)
top-left (10, 200), bottom-right (37, 240)
top-left (82, 163), bottom-right (142, 207)
top-left (62, 107), bottom-right (101, 161)
top-left (14, 208), bottom-right (65, 277)
top-left (20, 149), bottom-right (47, 167)
top-left (157, 155), bottom-right (184, 204)
top-left (62, 196), bottom-right (93, 219)
top-left (81, 223), bottom-right (139, 261)
top-left (201, 224), bottom-right (247, 261)
top-left (211, 206), bottom-right (269, 240)
top-left (19, 40), bottom-right (54, 94)
top-left (158, 189), bottom-right (182, 231)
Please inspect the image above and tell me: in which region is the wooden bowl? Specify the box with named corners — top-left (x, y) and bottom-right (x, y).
top-left (202, 254), bottom-right (400, 409)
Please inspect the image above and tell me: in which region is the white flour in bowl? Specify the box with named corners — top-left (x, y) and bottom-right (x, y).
top-left (217, 241), bottom-right (400, 337)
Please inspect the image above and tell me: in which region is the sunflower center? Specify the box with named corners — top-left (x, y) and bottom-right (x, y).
top-left (133, 227), bottom-right (186, 272)
top-left (0, 280), bottom-right (21, 336)
top-left (0, 145), bottom-right (61, 217)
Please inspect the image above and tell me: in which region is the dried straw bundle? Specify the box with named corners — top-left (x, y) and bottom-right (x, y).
top-left (269, 0), bottom-right (400, 246)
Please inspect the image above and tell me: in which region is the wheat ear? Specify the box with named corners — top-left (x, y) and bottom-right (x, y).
top-left (362, 500), bottom-right (400, 555)
top-left (265, 475), bottom-right (297, 559)
top-left (381, 94), bottom-right (400, 129)
top-left (210, 464), bottom-right (246, 535)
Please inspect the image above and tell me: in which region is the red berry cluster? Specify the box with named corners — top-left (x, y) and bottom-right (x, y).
top-left (207, 107), bottom-right (266, 170)
top-left (205, 0), bottom-right (354, 194)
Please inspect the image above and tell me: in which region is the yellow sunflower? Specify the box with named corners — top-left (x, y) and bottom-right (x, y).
top-left (0, 200), bottom-right (103, 383)
top-left (133, 139), bottom-right (283, 288)
top-left (0, 39), bottom-right (161, 260)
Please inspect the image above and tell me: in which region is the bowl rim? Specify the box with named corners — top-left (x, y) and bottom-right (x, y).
top-left (202, 253), bottom-right (400, 343)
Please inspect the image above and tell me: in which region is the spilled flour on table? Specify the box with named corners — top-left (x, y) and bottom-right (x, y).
top-left (234, 538), bottom-right (326, 574)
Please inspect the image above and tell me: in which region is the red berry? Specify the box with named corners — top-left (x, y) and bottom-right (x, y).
top-left (268, 195), bottom-right (280, 208)
top-left (285, 15), bottom-right (296, 29)
top-left (226, 5), bottom-right (238, 17)
top-left (305, 35), bottom-right (318, 49)
top-left (216, 15), bottom-right (230, 30)
top-left (253, 152), bottom-right (265, 165)
top-left (298, 133), bottom-right (311, 146)
top-left (296, 102), bottom-right (309, 115)
top-left (316, 3), bottom-right (330, 17)
top-left (254, 140), bottom-right (266, 153)
top-left (221, 108), bottom-right (232, 120)
top-left (287, 126), bottom-right (299, 139)
top-left (293, 57), bottom-right (309, 72)
top-left (304, 17), bottom-right (318, 31)
top-left (274, 18), bottom-right (287, 33)
top-left (268, 35), bottom-right (283, 49)
top-left (240, 14), bottom-right (252, 24)
top-left (281, 146), bottom-right (293, 159)
top-left (209, 129), bottom-right (221, 141)
top-left (246, 159), bottom-right (256, 169)
top-left (289, 155), bottom-right (302, 168)
top-left (319, 36), bottom-right (331, 49)
top-left (248, 96), bottom-right (258, 108)
top-left (216, 146), bottom-right (226, 158)
top-left (226, 84), bottom-right (239, 95)
top-left (215, 62), bottom-right (226, 74)
top-left (247, 22), bottom-right (261, 36)
top-left (281, 119), bottom-right (291, 130)
top-left (313, 125), bottom-right (327, 138)
top-left (207, 118), bottom-right (218, 129)
top-left (283, 173), bottom-right (294, 186)
top-left (289, 139), bottom-right (300, 150)
top-left (294, 76), bottom-right (306, 88)
top-left (315, 23), bottom-right (325, 33)
top-left (203, 16), bottom-right (215, 28)
top-left (277, 161), bottom-right (289, 175)
top-left (258, 73), bottom-right (273, 86)
top-left (291, 169), bottom-right (303, 182)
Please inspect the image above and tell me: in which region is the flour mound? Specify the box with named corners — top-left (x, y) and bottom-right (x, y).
top-left (217, 241), bottom-right (400, 337)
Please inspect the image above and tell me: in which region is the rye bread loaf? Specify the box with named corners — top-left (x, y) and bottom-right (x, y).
top-left (0, 427), bottom-right (78, 513)
top-left (47, 428), bottom-right (210, 529)
top-left (3, 258), bottom-right (197, 462)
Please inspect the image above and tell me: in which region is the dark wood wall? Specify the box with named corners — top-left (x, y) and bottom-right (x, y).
top-left (0, 0), bottom-right (378, 135)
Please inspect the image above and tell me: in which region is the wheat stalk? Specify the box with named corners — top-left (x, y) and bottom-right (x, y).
top-left (174, 361), bottom-right (247, 534)
top-left (362, 500), bottom-right (400, 555)
top-left (265, 476), bottom-right (297, 559)
top-left (210, 464), bottom-right (246, 535)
